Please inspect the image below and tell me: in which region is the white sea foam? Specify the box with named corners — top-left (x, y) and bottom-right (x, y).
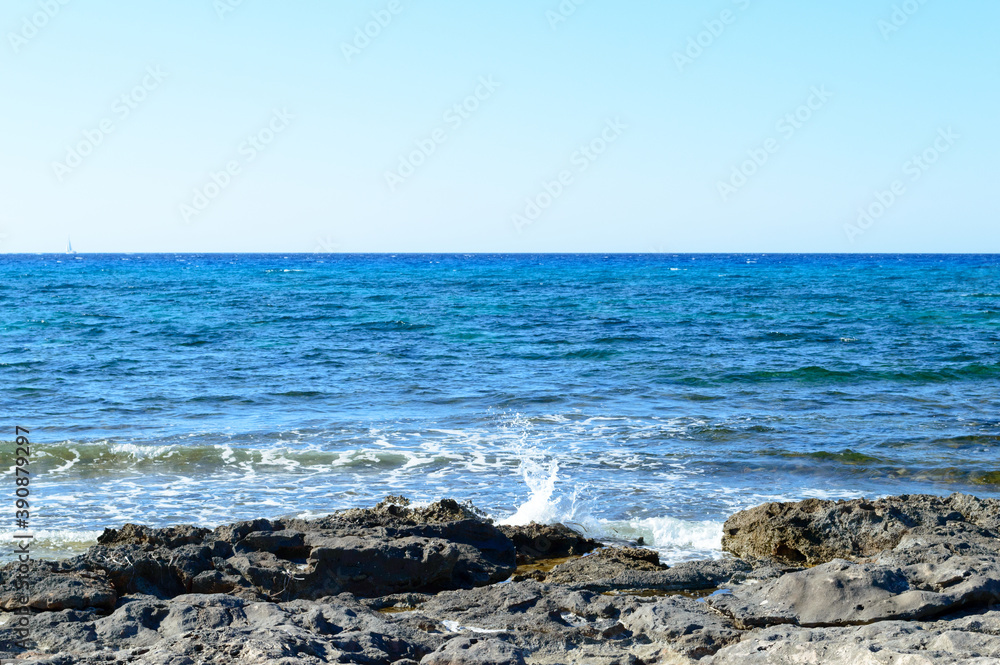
top-left (50, 448), bottom-right (81, 474)
top-left (500, 457), bottom-right (564, 526)
top-left (496, 414), bottom-right (585, 526)
top-left (600, 516), bottom-right (724, 560)
top-left (257, 449), bottom-right (301, 468)
top-left (23, 410), bottom-right (904, 565)
top-left (107, 442), bottom-right (178, 459)
top-left (498, 471), bottom-right (724, 563)
top-left (0, 529), bottom-right (104, 562)
top-left (441, 620), bottom-right (505, 634)
top-left (492, 415), bottom-right (725, 562)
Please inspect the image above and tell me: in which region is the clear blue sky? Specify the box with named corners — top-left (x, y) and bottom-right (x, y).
top-left (1, 0), bottom-right (997, 253)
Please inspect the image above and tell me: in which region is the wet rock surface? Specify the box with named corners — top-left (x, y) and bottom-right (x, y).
top-left (1, 493), bottom-right (998, 664)
top-left (497, 522), bottom-right (602, 564)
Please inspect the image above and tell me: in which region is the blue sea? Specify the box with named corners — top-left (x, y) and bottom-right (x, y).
top-left (3, 254), bottom-right (999, 563)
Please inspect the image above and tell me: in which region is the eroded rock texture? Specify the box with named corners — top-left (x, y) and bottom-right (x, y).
top-left (1, 493), bottom-right (998, 664)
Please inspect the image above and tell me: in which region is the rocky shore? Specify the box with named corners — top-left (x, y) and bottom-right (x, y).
top-left (2, 493), bottom-right (1000, 664)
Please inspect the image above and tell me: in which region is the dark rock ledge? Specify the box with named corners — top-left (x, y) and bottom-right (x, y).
top-left (1, 493), bottom-right (999, 664)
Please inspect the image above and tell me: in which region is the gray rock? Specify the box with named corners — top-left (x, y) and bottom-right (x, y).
top-left (97, 524), bottom-right (211, 549)
top-left (67, 540), bottom-right (232, 600)
top-left (722, 493), bottom-right (1000, 566)
top-left (559, 557), bottom-right (781, 594)
top-left (709, 557), bottom-right (1000, 628)
top-left (5, 494), bottom-right (1000, 664)
top-left (879, 522), bottom-right (1000, 567)
top-left (396, 579), bottom-right (737, 662)
top-left (299, 534), bottom-right (485, 598)
top-left (420, 637), bottom-right (526, 665)
top-left (709, 559), bottom-right (910, 627)
top-left (619, 596), bottom-right (742, 659)
top-left (26, 498), bottom-right (517, 610)
top-left (542, 547), bottom-right (664, 585)
top-left (497, 522), bottom-right (602, 564)
top-left (2, 592), bottom-right (438, 664)
top-left (0, 563), bottom-right (116, 611)
top-left (708, 611), bottom-right (1000, 664)
top-left (190, 570), bottom-right (241, 595)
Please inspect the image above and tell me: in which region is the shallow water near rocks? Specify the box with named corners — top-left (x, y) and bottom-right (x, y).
top-left (513, 555), bottom-right (581, 579)
top-left (603, 588), bottom-right (718, 599)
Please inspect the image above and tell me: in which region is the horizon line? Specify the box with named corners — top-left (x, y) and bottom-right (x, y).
top-left (3, 252), bottom-right (999, 257)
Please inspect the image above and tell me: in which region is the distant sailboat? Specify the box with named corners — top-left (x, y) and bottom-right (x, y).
top-left (66, 238), bottom-right (77, 255)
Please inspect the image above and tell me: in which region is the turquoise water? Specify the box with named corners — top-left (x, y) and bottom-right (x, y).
top-left (2, 254), bottom-right (999, 561)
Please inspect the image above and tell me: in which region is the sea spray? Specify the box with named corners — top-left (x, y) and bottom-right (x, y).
top-left (500, 456), bottom-right (562, 526)
top-left (600, 515), bottom-right (725, 564)
top-left (494, 410), bottom-right (589, 527)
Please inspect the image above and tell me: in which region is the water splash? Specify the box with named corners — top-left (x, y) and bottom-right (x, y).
top-left (496, 411), bottom-right (582, 526)
top-left (500, 455), bottom-right (562, 525)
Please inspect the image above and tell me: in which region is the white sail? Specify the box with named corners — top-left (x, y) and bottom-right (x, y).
top-left (67, 238), bottom-right (75, 254)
